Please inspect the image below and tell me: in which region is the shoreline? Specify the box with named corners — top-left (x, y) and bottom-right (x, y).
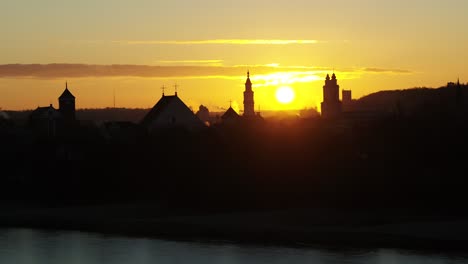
top-left (1, 204), bottom-right (468, 252)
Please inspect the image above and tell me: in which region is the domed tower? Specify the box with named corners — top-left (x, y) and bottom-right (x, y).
top-left (320, 73), bottom-right (342, 118)
top-left (243, 71), bottom-right (255, 117)
top-left (59, 82), bottom-right (76, 122)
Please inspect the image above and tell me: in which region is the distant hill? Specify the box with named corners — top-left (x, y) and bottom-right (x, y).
top-left (352, 82), bottom-right (468, 116)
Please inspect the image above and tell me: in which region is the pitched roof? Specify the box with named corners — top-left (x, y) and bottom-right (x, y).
top-left (221, 107), bottom-right (240, 120)
top-left (140, 95), bottom-right (176, 127)
top-left (59, 88), bottom-right (75, 100)
top-left (140, 95), bottom-right (204, 130)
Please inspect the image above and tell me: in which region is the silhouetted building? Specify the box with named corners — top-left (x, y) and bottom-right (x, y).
top-left (243, 71), bottom-right (255, 117)
top-left (29, 104), bottom-right (62, 137)
top-left (59, 82), bottom-right (76, 124)
top-left (341, 89), bottom-right (354, 112)
top-left (140, 92), bottom-right (205, 133)
top-left (342, 90), bottom-right (352, 104)
top-left (221, 106), bottom-right (240, 125)
top-left (321, 73), bottom-right (342, 118)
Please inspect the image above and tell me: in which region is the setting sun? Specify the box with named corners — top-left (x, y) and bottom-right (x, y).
top-left (275, 86), bottom-right (295, 104)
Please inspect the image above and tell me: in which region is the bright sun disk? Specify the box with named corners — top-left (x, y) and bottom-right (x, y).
top-left (276, 86), bottom-right (295, 104)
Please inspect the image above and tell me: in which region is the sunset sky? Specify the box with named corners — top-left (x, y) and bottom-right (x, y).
top-left (1, 0), bottom-right (467, 112)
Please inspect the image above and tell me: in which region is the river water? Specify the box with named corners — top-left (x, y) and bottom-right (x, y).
top-left (0, 228), bottom-right (466, 264)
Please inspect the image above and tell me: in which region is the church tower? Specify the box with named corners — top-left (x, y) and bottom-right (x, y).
top-left (243, 71), bottom-right (255, 116)
top-left (59, 82), bottom-right (76, 122)
top-left (320, 73), bottom-right (342, 118)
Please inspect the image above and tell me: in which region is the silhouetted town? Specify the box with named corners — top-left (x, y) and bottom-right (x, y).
top-left (1, 72), bottom-right (468, 214)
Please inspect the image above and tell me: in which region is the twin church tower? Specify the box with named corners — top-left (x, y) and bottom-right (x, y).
top-left (321, 73), bottom-right (342, 118)
top-left (243, 71), bottom-right (347, 118)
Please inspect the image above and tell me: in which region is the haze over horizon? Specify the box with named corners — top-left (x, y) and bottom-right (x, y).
top-left (1, 0), bottom-right (467, 111)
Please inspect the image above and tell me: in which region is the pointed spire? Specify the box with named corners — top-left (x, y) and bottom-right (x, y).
top-left (332, 73), bottom-right (336, 80)
top-left (245, 70), bottom-right (252, 86)
top-left (326, 74), bottom-right (330, 80)
top-left (59, 81), bottom-right (75, 99)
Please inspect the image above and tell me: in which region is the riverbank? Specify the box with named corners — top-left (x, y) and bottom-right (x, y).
top-left (1, 204), bottom-right (468, 251)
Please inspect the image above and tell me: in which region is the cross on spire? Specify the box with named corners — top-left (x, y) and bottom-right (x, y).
top-left (161, 85), bottom-right (166, 96)
top-left (66, 81), bottom-right (68, 89)
top-left (229, 99), bottom-right (232, 108)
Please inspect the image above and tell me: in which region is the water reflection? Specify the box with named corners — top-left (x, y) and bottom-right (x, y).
top-left (0, 229), bottom-right (466, 264)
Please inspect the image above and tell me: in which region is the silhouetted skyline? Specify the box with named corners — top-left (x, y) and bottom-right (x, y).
top-left (1, 1), bottom-right (467, 111)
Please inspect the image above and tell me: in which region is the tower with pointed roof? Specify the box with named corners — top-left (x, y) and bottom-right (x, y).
top-left (321, 73), bottom-right (342, 118)
top-left (59, 82), bottom-right (76, 122)
top-left (243, 71), bottom-right (255, 117)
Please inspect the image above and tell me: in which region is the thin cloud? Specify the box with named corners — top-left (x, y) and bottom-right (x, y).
top-left (116, 39), bottom-right (320, 45)
top-left (0, 64), bottom-right (412, 81)
top-left (363, 67), bottom-right (412, 74)
top-left (157, 60), bottom-right (224, 64)
top-left (157, 60), bottom-right (224, 66)
top-left (234, 63), bottom-right (281, 68)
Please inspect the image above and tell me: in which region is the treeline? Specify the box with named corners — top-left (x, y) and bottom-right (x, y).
top-left (1, 114), bottom-right (468, 213)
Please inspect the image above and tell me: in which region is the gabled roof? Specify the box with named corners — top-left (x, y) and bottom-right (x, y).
top-left (140, 95), bottom-right (204, 130)
top-left (59, 88), bottom-right (75, 100)
top-left (140, 95), bottom-right (177, 127)
top-left (221, 106), bottom-right (240, 120)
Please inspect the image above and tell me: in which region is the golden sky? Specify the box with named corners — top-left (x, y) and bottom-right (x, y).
top-left (1, 0), bottom-right (467, 112)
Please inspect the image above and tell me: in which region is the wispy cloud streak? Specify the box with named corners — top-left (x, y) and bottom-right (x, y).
top-left (156, 60), bottom-right (224, 66)
top-left (116, 39), bottom-right (320, 45)
top-left (0, 64), bottom-right (412, 80)
top-left (363, 67), bottom-right (412, 74)
top-left (157, 60), bottom-right (223, 64)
